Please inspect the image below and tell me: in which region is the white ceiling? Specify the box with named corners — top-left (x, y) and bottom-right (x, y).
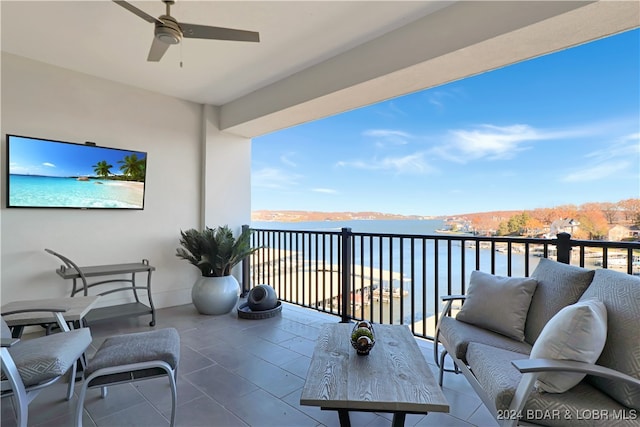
top-left (1, 1), bottom-right (449, 105)
top-left (2, 1), bottom-right (639, 137)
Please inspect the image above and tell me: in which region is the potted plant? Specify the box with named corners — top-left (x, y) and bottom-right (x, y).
top-left (176, 225), bottom-right (259, 315)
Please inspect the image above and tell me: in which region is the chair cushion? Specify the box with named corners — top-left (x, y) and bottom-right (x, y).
top-left (467, 342), bottom-right (635, 427)
top-left (6, 328), bottom-right (92, 387)
top-left (86, 328), bottom-right (180, 377)
top-left (524, 258), bottom-right (595, 345)
top-left (529, 298), bottom-right (607, 393)
top-left (580, 269), bottom-right (640, 411)
top-left (438, 316), bottom-right (531, 363)
top-left (456, 270), bottom-right (537, 341)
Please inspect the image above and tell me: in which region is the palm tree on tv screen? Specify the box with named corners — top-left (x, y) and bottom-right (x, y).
top-left (92, 160), bottom-right (113, 178)
top-left (118, 154), bottom-right (146, 181)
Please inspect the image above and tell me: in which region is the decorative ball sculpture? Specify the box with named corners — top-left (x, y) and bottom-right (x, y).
top-left (351, 321), bottom-right (375, 355)
top-left (247, 284), bottom-right (278, 311)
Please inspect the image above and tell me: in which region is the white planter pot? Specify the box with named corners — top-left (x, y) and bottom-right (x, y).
top-left (191, 275), bottom-right (240, 315)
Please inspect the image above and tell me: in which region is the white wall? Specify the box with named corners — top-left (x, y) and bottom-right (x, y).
top-left (0, 53), bottom-right (251, 310)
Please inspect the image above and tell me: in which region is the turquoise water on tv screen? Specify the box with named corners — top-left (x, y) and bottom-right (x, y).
top-left (8, 175), bottom-right (144, 209)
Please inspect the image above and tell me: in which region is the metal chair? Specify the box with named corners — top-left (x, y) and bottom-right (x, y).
top-left (1, 308), bottom-right (92, 427)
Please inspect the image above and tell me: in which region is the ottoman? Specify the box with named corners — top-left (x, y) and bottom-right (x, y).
top-left (75, 328), bottom-right (180, 426)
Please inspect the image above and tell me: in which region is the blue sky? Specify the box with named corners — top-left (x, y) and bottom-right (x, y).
top-left (8, 136), bottom-right (146, 178)
top-left (257, 29), bottom-right (640, 217)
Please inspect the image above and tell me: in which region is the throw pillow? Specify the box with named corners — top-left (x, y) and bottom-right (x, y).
top-left (529, 298), bottom-right (607, 393)
top-left (524, 258), bottom-right (595, 345)
top-left (456, 271), bottom-right (537, 341)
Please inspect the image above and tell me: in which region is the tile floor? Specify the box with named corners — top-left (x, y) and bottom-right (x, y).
top-left (1, 301), bottom-right (500, 427)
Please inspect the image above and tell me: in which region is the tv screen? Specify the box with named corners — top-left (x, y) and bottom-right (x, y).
top-left (6, 134), bottom-right (147, 209)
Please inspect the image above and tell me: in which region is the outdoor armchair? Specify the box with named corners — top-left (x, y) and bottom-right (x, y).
top-left (1, 307), bottom-right (92, 427)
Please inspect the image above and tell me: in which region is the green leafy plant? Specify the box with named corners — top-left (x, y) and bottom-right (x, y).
top-left (176, 225), bottom-right (259, 277)
top-left (351, 327), bottom-right (374, 342)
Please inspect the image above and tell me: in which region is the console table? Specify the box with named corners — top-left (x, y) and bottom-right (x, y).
top-left (45, 249), bottom-right (156, 327)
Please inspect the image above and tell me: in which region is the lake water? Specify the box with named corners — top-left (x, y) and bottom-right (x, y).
top-left (251, 219), bottom-right (544, 326)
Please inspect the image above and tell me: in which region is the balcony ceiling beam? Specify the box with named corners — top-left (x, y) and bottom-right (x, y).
top-left (220, 1), bottom-right (639, 138)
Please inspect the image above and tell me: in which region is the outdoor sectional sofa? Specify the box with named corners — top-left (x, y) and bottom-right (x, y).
top-left (434, 258), bottom-right (640, 427)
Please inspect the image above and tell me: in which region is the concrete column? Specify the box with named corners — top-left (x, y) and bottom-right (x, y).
top-left (201, 104), bottom-right (252, 232)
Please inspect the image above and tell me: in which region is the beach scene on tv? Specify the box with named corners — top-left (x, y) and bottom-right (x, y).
top-left (8, 136), bottom-right (146, 209)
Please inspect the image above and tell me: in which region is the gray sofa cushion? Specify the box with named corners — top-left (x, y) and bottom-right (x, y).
top-left (467, 342), bottom-right (637, 427)
top-left (5, 328), bottom-right (92, 387)
top-left (579, 269), bottom-right (640, 411)
top-left (524, 258), bottom-right (595, 345)
top-left (438, 316), bottom-right (532, 363)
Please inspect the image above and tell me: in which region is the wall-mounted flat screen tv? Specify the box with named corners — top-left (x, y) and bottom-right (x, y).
top-left (6, 134), bottom-right (147, 209)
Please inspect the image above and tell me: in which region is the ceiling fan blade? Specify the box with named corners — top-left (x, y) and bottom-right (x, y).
top-left (113, 0), bottom-right (162, 25)
top-left (180, 23), bottom-right (260, 42)
top-left (147, 37), bottom-right (171, 62)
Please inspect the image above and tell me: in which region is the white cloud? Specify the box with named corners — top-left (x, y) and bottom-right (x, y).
top-left (251, 168), bottom-right (301, 189)
top-left (563, 160), bottom-right (631, 182)
top-left (43, 162), bottom-right (56, 168)
top-left (450, 124), bottom-right (538, 159)
top-left (280, 153), bottom-right (297, 168)
top-left (426, 90), bottom-right (452, 109)
top-left (312, 188), bottom-right (337, 194)
top-left (363, 129), bottom-right (411, 138)
top-left (363, 129), bottom-right (412, 145)
top-left (374, 101), bottom-right (407, 119)
top-left (387, 101), bottom-right (406, 116)
top-left (437, 121), bottom-right (638, 165)
top-left (336, 152), bottom-right (436, 175)
top-left (425, 87), bottom-right (465, 110)
top-left (562, 133), bottom-right (640, 182)
top-left (9, 162), bottom-right (29, 174)
top-left (585, 132), bottom-right (640, 160)
top-left (336, 160), bottom-right (368, 169)
top-left (428, 96), bottom-right (444, 109)
top-left (433, 124), bottom-right (581, 163)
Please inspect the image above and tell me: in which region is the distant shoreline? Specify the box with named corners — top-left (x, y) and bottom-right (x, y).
top-left (251, 205), bottom-right (640, 240)
top-left (251, 210), bottom-right (437, 222)
top-left (250, 209), bottom-right (534, 223)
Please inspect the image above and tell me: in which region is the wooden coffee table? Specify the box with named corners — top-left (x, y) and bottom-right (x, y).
top-left (301, 323), bottom-right (449, 426)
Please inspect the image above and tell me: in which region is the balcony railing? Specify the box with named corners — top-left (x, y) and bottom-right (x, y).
top-left (243, 226), bottom-right (640, 341)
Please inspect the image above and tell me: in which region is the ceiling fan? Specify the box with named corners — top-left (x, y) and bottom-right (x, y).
top-left (113, 0), bottom-right (260, 62)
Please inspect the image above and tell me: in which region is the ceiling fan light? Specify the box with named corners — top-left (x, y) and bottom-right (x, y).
top-left (154, 14), bottom-right (182, 45)
top-left (157, 32), bottom-right (180, 44)
top-left (154, 23), bottom-right (182, 45)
